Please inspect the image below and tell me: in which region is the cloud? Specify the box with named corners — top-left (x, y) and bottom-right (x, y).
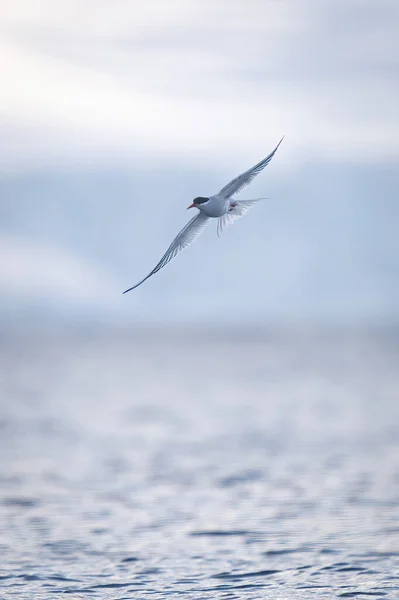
top-left (0, 1), bottom-right (398, 324)
top-left (0, 234), bottom-right (115, 306)
top-left (0, 0), bottom-right (398, 173)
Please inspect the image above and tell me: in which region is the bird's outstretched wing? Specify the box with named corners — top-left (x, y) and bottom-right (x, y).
top-left (218, 137), bottom-right (284, 199)
top-left (123, 212), bottom-right (210, 293)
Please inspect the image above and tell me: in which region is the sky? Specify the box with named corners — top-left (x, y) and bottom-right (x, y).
top-left (1, 0), bottom-right (398, 325)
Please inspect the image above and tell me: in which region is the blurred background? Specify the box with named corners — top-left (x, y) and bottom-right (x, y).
top-left (1, 0), bottom-right (398, 324)
top-left (1, 2), bottom-right (399, 599)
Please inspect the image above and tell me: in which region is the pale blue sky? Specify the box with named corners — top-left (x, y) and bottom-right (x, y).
top-left (1, 0), bottom-right (398, 324)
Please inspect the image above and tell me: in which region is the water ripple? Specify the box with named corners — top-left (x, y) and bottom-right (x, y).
top-left (0, 327), bottom-right (398, 599)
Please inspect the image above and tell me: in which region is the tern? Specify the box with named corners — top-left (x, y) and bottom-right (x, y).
top-left (123, 137), bottom-right (284, 293)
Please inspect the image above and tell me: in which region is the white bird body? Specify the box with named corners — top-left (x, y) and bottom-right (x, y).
top-left (123, 137), bottom-right (284, 293)
top-left (198, 194), bottom-right (231, 218)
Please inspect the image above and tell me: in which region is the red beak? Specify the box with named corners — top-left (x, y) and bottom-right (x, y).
top-left (187, 203), bottom-right (195, 209)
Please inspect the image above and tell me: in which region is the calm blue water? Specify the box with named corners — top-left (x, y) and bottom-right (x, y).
top-left (0, 325), bottom-right (398, 599)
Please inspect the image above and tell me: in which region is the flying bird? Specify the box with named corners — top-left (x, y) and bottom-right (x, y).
top-left (123, 137), bottom-right (284, 293)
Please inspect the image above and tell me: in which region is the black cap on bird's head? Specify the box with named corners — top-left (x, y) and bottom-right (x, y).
top-left (187, 196), bottom-right (209, 209)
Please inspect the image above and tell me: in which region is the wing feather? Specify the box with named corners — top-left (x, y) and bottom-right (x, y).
top-left (217, 199), bottom-right (261, 236)
top-left (123, 212), bottom-right (210, 293)
top-left (218, 137), bottom-right (284, 199)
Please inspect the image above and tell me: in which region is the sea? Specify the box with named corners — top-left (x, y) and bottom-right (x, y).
top-left (0, 323), bottom-right (398, 599)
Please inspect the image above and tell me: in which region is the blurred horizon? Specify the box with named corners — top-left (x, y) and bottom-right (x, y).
top-left (1, 6), bottom-right (399, 597)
